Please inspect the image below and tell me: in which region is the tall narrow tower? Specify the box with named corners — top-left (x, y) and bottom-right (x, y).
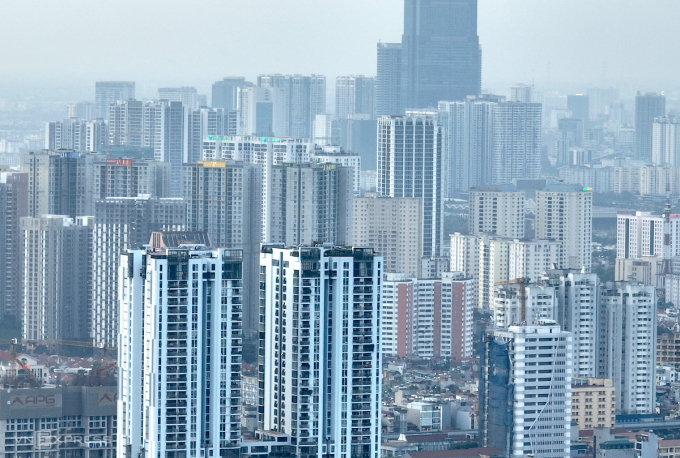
top-left (401, 0), bottom-right (481, 109)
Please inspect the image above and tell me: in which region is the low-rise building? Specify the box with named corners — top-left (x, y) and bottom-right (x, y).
top-left (0, 385), bottom-right (117, 458)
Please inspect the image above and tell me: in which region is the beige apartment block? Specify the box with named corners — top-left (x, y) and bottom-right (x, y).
top-left (571, 378), bottom-right (616, 430)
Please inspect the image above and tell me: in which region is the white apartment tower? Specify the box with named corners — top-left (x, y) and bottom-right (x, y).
top-left (617, 211), bottom-right (680, 259)
top-left (377, 115), bottom-right (444, 258)
top-left (598, 282), bottom-right (657, 414)
top-left (118, 246), bottom-right (243, 458)
top-left (492, 283), bottom-right (557, 328)
top-left (95, 81), bottom-right (135, 119)
top-left (535, 185), bottom-right (593, 270)
top-left (468, 185), bottom-right (525, 238)
top-left (259, 246), bottom-right (382, 458)
top-left (480, 323), bottom-right (572, 458)
top-left (438, 99), bottom-right (496, 194)
top-left (552, 271), bottom-right (599, 378)
top-left (336, 75), bottom-right (375, 119)
top-left (652, 116), bottom-right (680, 166)
top-left (492, 102), bottom-right (542, 183)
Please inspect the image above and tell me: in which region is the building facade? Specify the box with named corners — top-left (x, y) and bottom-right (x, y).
top-left (352, 194), bottom-right (423, 278)
top-left (375, 43), bottom-right (402, 117)
top-left (598, 282), bottom-right (656, 414)
top-left (492, 102), bottom-right (542, 183)
top-left (635, 92), bottom-right (666, 159)
top-left (95, 81), bottom-right (135, 120)
top-left (0, 385), bottom-right (117, 458)
top-left (382, 272), bottom-right (474, 361)
top-left (118, 246), bottom-right (243, 458)
top-left (535, 185), bottom-right (593, 270)
top-left (259, 246), bottom-right (382, 458)
top-left (335, 75), bottom-right (375, 119)
top-left (377, 115), bottom-right (444, 259)
top-left (92, 196), bottom-right (186, 348)
top-left (468, 185), bottom-right (525, 238)
top-left (439, 99), bottom-right (496, 193)
top-left (480, 323), bottom-right (572, 458)
top-left (21, 215), bottom-right (94, 342)
top-left (182, 160), bottom-right (261, 341)
top-left (401, 0), bottom-right (481, 108)
top-left (0, 171), bottom-right (28, 324)
top-left (571, 378), bottom-right (616, 430)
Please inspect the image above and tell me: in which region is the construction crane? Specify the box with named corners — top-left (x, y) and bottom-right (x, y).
top-left (1, 338), bottom-right (38, 387)
top-left (22, 339), bottom-right (117, 356)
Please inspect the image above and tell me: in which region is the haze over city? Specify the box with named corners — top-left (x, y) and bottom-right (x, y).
top-left (4, 1), bottom-right (680, 458)
top-left (2, 0), bottom-right (680, 100)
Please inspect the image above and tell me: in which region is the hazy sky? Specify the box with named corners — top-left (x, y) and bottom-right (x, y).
top-left (2, 0), bottom-right (680, 100)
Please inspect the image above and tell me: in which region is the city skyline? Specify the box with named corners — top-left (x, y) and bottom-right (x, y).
top-left (3, 1), bottom-right (680, 101)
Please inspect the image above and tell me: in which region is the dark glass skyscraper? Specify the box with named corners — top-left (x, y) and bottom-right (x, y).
top-left (401, 0), bottom-right (481, 109)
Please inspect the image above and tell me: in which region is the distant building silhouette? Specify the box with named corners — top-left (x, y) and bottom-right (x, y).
top-left (636, 92), bottom-right (666, 159)
top-left (401, 0), bottom-right (481, 109)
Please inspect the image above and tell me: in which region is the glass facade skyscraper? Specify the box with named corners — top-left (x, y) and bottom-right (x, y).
top-left (401, 0), bottom-right (481, 109)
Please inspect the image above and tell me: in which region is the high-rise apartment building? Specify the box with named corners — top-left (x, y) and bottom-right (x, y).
top-left (535, 185), bottom-right (593, 270)
top-left (95, 81), bottom-right (135, 119)
top-left (202, 135), bottom-right (314, 165)
top-left (67, 101), bottom-right (94, 121)
top-left (258, 246), bottom-right (382, 458)
top-left (352, 194), bottom-right (423, 277)
top-left (382, 272), bottom-right (473, 361)
top-left (377, 115), bottom-right (444, 258)
top-left (551, 271), bottom-right (599, 378)
top-left (438, 99), bottom-right (496, 193)
top-left (142, 100), bottom-right (186, 196)
top-left (652, 116), bottom-right (680, 166)
top-left (375, 43), bottom-right (402, 117)
top-left (635, 92), bottom-right (666, 159)
top-left (92, 157), bottom-right (171, 199)
top-left (20, 150), bottom-right (98, 218)
top-left (86, 118), bottom-right (109, 152)
top-left (336, 75), bottom-right (375, 119)
top-left (567, 94), bottom-right (590, 125)
top-left (212, 77), bottom-right (252, 110)
top-left (510, 84), bottom-right (533, 103)
top-left (264, 163), bottom-right (352, 246)
top-left (401, 0), bottom-right (481, 108)
top-left (598, 282), bottom-right (656, 414)
top-left (0, 171), bottom-right (27, 324)
top-left (468, 185), bottom-right (525, 238)
top-left (108, 99), bottom-right (144, 147)
top-left (182, 160), bottom-right (261, 340)
top-left (450, 233), bottom-right (560, 309)
top-left (616, 211), bottom-right (680, 259)
top-left (186, 107), bottom-right (239, 163)
top-left (492, 282), bottom-right (557, 328)
top-left (46, 118), bottom-right (88, 151)
top-left (158, 86), bottom-right (199, 110)
top-left (492, 102), bottom-right (542, 183)
top-left (21, 215), bottom-right (94, 342)
top-left (479, 323), bottom-right (572, 458)
top-left (311, 145), bottom-right (362, 194)
top-left (92, 196), bottom-right (186, 347)
top-left (118, 246), bottom-right (243, 458)
top-left (256, 74), bottom-right (326, 137)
